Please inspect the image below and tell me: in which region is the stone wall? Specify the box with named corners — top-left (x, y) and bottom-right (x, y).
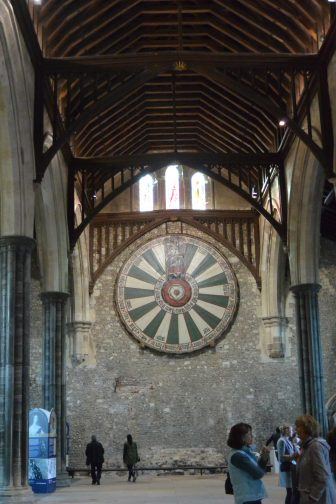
top-left (27, 231), bottom-right (336, 467)
top-left (66, 222), bottom-right (301, 468)
top-left (30, 253), bottom-right (43, 408)
top-left (319, 238), bottom-right (336, 406)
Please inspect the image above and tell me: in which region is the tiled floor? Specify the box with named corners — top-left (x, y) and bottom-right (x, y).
top-left (15, 473), bottom-right (286, 504)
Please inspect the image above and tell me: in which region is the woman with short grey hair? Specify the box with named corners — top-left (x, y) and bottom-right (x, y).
top-left (295, 415), bottom-right (336, 504)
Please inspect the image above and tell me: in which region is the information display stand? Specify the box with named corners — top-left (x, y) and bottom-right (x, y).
top-left (28, 408), bottom-right (57, 493)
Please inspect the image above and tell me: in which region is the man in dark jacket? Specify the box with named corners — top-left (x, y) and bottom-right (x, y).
top-left (266, 426), bottom-right (281, 459)
top-left (85, 435), bottom-right (104, 485)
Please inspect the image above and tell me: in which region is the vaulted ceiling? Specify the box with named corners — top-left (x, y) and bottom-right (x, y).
top-left (28, 0), bottom-right (333, 159)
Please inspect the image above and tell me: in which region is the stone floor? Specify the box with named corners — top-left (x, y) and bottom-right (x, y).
top-left (16, 473), bottom-right (286, 503)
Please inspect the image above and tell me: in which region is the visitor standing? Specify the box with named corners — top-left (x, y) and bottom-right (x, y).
top-left (123, 434), bottom-right (140, 482)
top-left (277, 424), bottom-right (295, 504)
top-left (228, 422), bottom-right (269, 504)
top-left (295, 415), bottom-right (336, 503)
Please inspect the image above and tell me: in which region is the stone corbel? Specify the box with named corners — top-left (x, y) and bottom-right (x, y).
top-left (262, 316), bottom-right (288, 358)
top-left (66, 321), bottom-right (95, 366)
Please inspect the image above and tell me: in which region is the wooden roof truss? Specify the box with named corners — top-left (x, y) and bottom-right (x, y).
top-left (10, 0), bottom-right (336, 249)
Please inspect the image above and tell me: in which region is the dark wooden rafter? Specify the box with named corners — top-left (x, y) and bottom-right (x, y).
top-left (70, 152), bottom-right (285, 249)
top-left (41, 65), bottom-right (169, 178)
top-left (9, 0), bottom-right (73, 182)
top-left (71, 73), bottom-right (277, 157)
top-left (189, 63), bottom-right (331, 174)
top-left (16, 0), bottom-right (334, 180)
top-left (89, 210), bottom-right (261, 291)
top-left (36, 1), bottom-right (328, 56)
top-left (40, 59), bottom-right (330, 171)
top-left (10, 1), bottom-right (335, 250)
top-left (44, 53), bottom-right (319, 74)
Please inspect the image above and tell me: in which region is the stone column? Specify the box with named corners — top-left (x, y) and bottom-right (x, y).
top-left (40, 292), bottom-right (69, 477)
top-left (157, 173), bottom-right (166, 210)
top-left (290, 283), bottom-right (327, 435)
top-left (184, 167), bottom-right (192, 209)
top-left (0, 236), bottom-right (35, 494)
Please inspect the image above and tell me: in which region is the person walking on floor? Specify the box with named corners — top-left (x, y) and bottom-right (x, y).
top-left (123, 434), bottom-right (140, 482)
top-left (85, 435), bottom-right (105, 485)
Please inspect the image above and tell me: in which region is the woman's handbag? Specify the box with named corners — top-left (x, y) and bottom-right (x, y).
top-left (280, 460), bottom-right (292, 472)
top-left (225, 472), bottom-right (234, 494)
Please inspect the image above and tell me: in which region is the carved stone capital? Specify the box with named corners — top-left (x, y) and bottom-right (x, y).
top-left (290, 283), bottom-right (321, 295)
top-left (40, 291), bottom-right (69, 304)
top-left (0, 235), bottom-right (35, 251)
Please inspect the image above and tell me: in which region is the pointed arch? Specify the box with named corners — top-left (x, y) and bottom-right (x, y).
top-left (0, 0), bottom-right (35, 236)
top-left (34, 150), bottom-right (69, 292)
top-left (287, 141), bottom-right (325, 284)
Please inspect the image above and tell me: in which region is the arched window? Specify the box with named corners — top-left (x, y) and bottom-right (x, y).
top-left (165, 165), bottom-right (180, 209)
top-left (139, 174), bottom-right (154, 211)
top-left (191, 172), bottom-right (206, 209)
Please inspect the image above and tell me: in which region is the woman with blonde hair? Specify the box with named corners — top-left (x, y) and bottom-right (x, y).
top-left (295, 415), bottom-right (336, 503)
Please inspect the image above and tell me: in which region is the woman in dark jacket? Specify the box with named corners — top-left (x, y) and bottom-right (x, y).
top-left (123, 434), bottom-right (140, 482)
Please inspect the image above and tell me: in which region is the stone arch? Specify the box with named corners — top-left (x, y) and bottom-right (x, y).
top-left (67, 193), bottom-right (95, 366)
top-left (287, 141), bottom-right (325, 285)
top-left (34, 144), bottom-right (69, 292)
top-left (285, 137), bottom-right (327, 432)
top-left (0, 0), bottom-right (35, 236)
top-left (70, 194), bottom-right (91, 322)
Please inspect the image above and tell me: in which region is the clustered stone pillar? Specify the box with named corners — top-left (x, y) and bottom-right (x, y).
top-left (41, 292), bottom-right (69, 477)
top-left (0, 236), bottom-right (35, 493)
top-left (290, 283), bottom-right (328, 435)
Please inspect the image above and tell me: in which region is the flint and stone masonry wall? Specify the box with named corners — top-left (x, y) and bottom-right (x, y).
top-left (66, 223), bottom-right (301, 468)
top-left (319, 238), bottom-right (336, 406)
top-left (28, 232), bottom-right (336, 468)
top-left (30, 256), bottom-right (43, 408)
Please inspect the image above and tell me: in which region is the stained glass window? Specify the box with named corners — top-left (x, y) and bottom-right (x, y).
top-left (191, 172), bottom-right (206, 209)
top-left (139, 174), bottom-right (154, 211)
top-left (165, 165), bottom-right (180, 209)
